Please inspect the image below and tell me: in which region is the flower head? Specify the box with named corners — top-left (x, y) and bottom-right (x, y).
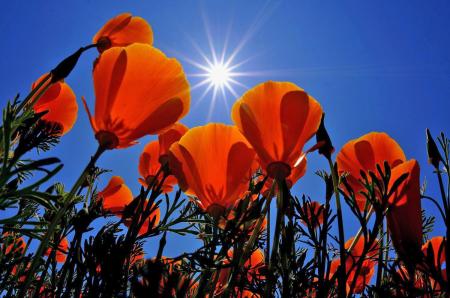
top-left (169, 123), bottom-right (255, 217)
top-left (98, 176), bottom-right (133, 214)
top-left (387, 159), bottom-right (422, 258)
top-left (138, 141), bottom-right (178, 192)
top-left (31, 73), bottom-right (78, 135)
top-left (422, 236), bottom-right (446, 269)
top-left (2, 233), bottom-right (26, 255)
top-left (123, 201), bottom-right (160, 236)
top-left (45, 237), bottom-right (69, 263)
top-left (93, 13), bottom-right (153, 53)
top-left (83, 43), bottom-right (190, 149)
top-left (329, 236), bottom-right (379, 294)
top-left (336, 132), bottom-right (406, 210)
top-left (158, 122), bottom-right (189, 164)
top-left (232, 81), bottom-right (322, 180)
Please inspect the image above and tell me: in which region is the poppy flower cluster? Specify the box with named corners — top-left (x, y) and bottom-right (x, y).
top-left (8, 11), bottom-right (448, 298)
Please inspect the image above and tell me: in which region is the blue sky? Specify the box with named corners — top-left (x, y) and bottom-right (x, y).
top-left (1, 1), bottom-right (449, 257)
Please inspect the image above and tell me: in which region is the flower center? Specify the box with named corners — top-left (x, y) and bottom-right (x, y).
top-left (206, 204), bottom-right (226, 219)
top-left (266, 162), bottom-right (291, 180)
top-left (96, 36), bottom-right (112, 53)
top-left (96, 131), bottom-right (119, 149)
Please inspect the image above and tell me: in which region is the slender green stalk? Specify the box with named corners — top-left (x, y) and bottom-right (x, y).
top-left (20, 146), bottom-right (105, 296)
top-left (317, 193), bottom-right (332, 298)
top-left (375, 219), bottom-right (385, 294)
top-left (327, 158), bottom-right (346, 298)
top-left (237, 181), bottom-right (276, 269)
top-left (265, 180), bottom-right (284, 296)
top-left (347, 206), bottom-right (373, 252)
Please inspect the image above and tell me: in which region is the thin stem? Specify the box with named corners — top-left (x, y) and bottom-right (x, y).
top-left (237, 181), bottom-right (276, 269)
top-left (327, 158), bottom-right (346, 298)
top-left (422, 195), bottom-right (446, 222)
top-left (20, 146), bottom-right (105, 296)
top-left (437, 171), bottom-right (448, 212)
top-left (347, 206), bottom-right (374, 252)
top-left (265, 180), bottom-right (284, 296)
top-left (375, 219), bottom-right (385, 293)
top-left (317, 193), bottom-right (332, 298)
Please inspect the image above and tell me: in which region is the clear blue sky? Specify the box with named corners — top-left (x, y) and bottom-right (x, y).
top-left (1, 1), bottom-right (449, 257)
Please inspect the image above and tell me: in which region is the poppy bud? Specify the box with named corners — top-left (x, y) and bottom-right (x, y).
top-left (426, 129), bottom-right (443, 169)
top-left (316, 113), bottom-right (334, 160)
top-left (50, 48), bottom-right (84, 83)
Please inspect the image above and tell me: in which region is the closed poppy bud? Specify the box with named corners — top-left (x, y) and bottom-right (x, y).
top-left (232, 81), bottom-right (323, 180)
top-left (31, 73), bottom-right (78, 135)
top-left (158, 123), bottom-right (188, 165)
top-left (93, 13), bottom-right (153, 53)
top-left (316, 113), bottom-right (334, 160)
top-left (138, 141), bottom-right (178, 193)
top-left (98, 176), bottom-right (133, 215)
top-left (336, 132), bottom-right (406, 210)
top-left (387, 159), bottom-right (422, 261)
top-left (169, 123), bottom-right (256, 217)
top-left (50, 48), bottom-right (84, 83)
top-left (83, 43), bottom-right (190, 149)
top-left (45, 237), bottom-right (69, 263)
top-left (426, 129), bottom-right (443, 169)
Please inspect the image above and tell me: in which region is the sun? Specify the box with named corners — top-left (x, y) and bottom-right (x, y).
top-left (173, 7), bottom-right (277, 120)
top-left (207, 62), bottom-right (232, 87)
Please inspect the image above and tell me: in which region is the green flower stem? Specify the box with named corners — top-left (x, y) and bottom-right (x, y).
top-left (327, 158), bottom-right (346, 298)
top-left (264, 179), bottom-right (284, 296)
top-left (375, 218), bottom-right (385, 294)
top-left (237, 181), bottom-right (276, 269)
top-left (347, 206), bottom-right (373, 252)
top-left (20, 145), bottom-right (105, 296)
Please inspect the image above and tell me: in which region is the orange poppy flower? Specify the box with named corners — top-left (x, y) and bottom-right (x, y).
top-left (168, 123), bottom-right (256, 217)
top-left (123, 201), bottom-right (161, 236)
top-left (83, 43), bottom-right (190, 149)
top-left (232, 81), bottom-right (322, 180)
top-left (422, 236), bottom-right (446, 269)
top-left (329, 236), bottom-right (379, 294)
top-left (93, 13), bottom-right (153, 53)
top-left (31, 73), bottom-right (78, 135)
top-left (386, 159), bottom-right (422, 258)
top-left (138, 141), bottom-right (178, 192)
top-left (336, 132), bottom-right (407, 210)
top-left (300, 200), bottom-right (324, 228)
top-left (98, 176), bottom-right (133, 214)
top-left (158, 122), bottom-right (189, 164)
top-left (2, 233), bottom-right (26, 255)
top-left (45, 237), bottom-right (69, 263)
top-left (215, 249), bottom-right (265, 293)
